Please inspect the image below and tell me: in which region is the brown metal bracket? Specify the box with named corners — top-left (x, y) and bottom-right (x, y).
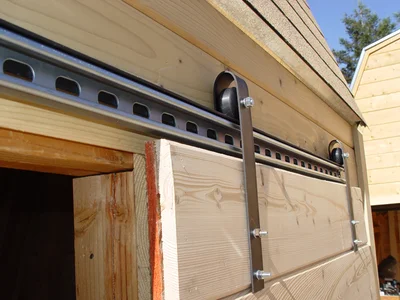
top-left (214, 71), bottom-right (268, 293)
top-left (329, 140), bottom-right (360, 251)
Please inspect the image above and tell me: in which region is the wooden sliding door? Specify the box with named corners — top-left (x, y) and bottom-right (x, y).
top-left (145, 139), bottom-right (377, 300)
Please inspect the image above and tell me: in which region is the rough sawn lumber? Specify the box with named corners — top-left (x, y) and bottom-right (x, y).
top-left (144, 139), bottom-right (369, 299)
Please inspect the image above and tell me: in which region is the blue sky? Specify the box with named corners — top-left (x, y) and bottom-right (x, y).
top-left (307, 0), bottom-right (400, 51)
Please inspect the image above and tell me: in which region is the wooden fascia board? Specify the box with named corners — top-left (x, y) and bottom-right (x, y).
top-left (124, 0), bottom-right (365, 125)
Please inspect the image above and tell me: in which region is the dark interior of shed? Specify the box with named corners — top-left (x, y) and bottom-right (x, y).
top-left (0, 167), bottom-right (76, 300)
top-left (372, 207), bottom-right (400, 295)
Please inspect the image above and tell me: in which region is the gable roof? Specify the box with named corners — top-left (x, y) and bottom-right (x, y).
top-left (351, 29), bottom-right (400, 94)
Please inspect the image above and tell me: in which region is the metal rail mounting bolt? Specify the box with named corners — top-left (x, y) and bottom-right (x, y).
top-left (329, 140), bottom-right (362, 251)
top-left (214, 71), bottom-right (270, 293)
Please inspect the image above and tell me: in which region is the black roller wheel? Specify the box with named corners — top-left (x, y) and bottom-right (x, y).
top-left (215, 87), bottom-right (239, 120)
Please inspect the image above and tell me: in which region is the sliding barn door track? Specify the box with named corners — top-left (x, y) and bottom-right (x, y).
top-left (0, 26), bottom-right (344, 183)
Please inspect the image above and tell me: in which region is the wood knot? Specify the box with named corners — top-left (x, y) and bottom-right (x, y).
top-left (213, 187), bottom-right (222, 202)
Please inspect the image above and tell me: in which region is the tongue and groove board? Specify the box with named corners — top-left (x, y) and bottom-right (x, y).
top-left (143, 140), bottom-right (373, 299)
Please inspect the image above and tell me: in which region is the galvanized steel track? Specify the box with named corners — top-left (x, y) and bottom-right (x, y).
top-left (0, 26), bottom-right (344, 183)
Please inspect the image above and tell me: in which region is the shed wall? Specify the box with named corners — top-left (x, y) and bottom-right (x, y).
top-left (354, 34), bottom-right (400, 206)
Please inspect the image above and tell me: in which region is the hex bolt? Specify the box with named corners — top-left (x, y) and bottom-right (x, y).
top-left (252, 228), bottom-right (268, 238)
top-left (254, 270), bottom-right (272, 280)
top-left (351, 220), bottom-right (360, 225)
top-left (342, 152), bottom-right (350, 159)
top-left (241, 97), bottom-right (254, 108)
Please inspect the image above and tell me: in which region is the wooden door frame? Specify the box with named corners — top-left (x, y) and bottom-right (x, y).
top-left (0, 127), bottom-right (145, 299)
top-left (353, 124), bottom-right (380, 298)
top-left (0, 128), bottom-right (133, 176)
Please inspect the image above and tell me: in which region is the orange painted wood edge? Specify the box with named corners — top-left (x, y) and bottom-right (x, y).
top-left (145, 142), bottom-right (163, 300)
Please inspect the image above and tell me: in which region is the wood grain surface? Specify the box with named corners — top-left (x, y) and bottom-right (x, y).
top-left (0, 128), bottom-right (133, 176)
top-left (73, 171), bottom-right (138, 300)
top-left (231, 246), bottom-right (377, 299)
top-left (147, 140), bottom-right (369, 299)
top-left (133, 155), bottom-right (151, 300)
top-left (0, 0), bottom-right (355, 152)
top-left (124, 0), bottom-right (362, 124)
top-left (0, 97), bottom-right (148, 154)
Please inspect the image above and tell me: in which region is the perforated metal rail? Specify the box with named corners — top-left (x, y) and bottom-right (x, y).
top-left (0, 26), bottom-right (344, 183)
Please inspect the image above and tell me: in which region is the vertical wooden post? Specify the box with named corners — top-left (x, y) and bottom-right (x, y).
top-left (133, 155), bottom-right (151, 300)
top-left (73, 171), bottom-right (138, 300)
top-left (352, 124), bottom-right (380, 296)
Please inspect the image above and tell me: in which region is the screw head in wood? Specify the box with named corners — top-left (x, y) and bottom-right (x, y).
top-left (252, 228), bottom-right (268, 238)
top-left (254, 270), bottom-right (271, 280)
top-left (241, 97), bottom-right (254, 108)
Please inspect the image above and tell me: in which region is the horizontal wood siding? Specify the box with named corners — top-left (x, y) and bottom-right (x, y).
top-left (360, 63), bottom-right (400, 85)
top-left (354, 33), bottom-right (400, 205)
top-left (148, 140), bottom-right (369, 299)
top-left (362, 106), bottom-right (400, 126)
top-left (0, 98), bottom-right (149, 154)
top-left (356, 77), bottom-right (400, 100)
top-left (365, 49), bottom-right (400, 70)
top-left (356, 91), bottom-right (400, 113)
top-left (232, 246), bottom-right (377, 299)
top-left (369, 183), bottom-right (400, 206)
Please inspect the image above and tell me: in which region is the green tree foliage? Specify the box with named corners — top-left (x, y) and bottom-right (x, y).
top-left (333, 3), bottom-right (400, 83)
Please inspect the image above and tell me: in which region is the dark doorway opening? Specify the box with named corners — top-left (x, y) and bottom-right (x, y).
top-left (0, 167), bottom-right (76, 300)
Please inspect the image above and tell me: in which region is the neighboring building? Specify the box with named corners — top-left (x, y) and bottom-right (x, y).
top-left (352, 29), bottom-right (400, 207)
top-left (352, 29), bottom-right (400, 284)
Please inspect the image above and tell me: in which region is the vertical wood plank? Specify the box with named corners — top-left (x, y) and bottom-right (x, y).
top-left (352, 187), bottom-right (368, 246)
top-left (145, 143), bottom-right (164, 300)
top-left (352, 124), bottom-right (380, 297)
top-left (134, 155), bottom-right (151, 300)
top-left (73, 171), bottom-right (138, 300)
